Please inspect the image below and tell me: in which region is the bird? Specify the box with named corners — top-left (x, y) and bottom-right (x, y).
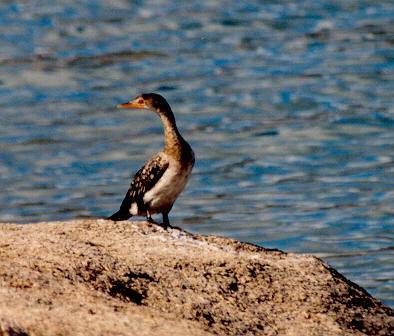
top-left (107, 93), bottom-right (195, 228)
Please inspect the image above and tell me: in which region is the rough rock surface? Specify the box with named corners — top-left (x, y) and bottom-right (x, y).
top-left (0, 219), bottom-right (392, 336)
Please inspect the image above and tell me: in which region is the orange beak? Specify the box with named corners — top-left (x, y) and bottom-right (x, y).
top-left (117, 99), bottom-right (145, 109)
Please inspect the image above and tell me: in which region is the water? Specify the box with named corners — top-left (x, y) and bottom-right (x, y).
top-left (0, 1), bottom-right (393, 307)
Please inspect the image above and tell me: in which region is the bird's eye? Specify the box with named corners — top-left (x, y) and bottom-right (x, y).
top-left (138, 99), bottom-right (144, 104)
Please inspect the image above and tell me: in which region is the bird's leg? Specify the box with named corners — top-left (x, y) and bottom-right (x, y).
top-left (146, 210), bottom-right (156, 224)
top-left (162, 213), bottom-right (172, 229)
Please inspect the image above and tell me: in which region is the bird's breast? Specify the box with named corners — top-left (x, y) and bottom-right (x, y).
top-left (143, 159), bottom-right (193, 213)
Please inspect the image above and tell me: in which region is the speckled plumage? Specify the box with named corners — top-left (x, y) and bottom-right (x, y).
top-left (109, 155), bottom-right (169, 220)
top-left (108, 93), bottom-right (194, 227)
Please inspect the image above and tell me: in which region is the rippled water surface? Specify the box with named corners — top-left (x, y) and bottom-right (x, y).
top-left (0, 1), bottom-right (393, 306)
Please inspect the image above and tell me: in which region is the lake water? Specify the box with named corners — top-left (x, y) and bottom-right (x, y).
top-left (0, 1), bottom-right (393, 307)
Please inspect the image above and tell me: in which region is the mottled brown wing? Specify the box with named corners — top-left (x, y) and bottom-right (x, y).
top-left (115, 155), bottom-right (169, 217)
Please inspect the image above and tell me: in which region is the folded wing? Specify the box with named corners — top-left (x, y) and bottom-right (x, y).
top-left (108, 155), bottom-right (169, 221)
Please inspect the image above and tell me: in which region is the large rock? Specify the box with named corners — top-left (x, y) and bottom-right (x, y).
top-left (0, 220), bottom-right (392, 335)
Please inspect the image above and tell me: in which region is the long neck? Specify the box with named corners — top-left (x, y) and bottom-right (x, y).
top-left (158, 109), bottom-right (184, 152)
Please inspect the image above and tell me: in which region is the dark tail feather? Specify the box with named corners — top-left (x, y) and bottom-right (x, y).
top-left (107, 210), bottom-right (132, 221)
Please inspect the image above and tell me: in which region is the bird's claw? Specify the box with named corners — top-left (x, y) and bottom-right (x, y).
top-left (146, 217), bottom-right (172, 230)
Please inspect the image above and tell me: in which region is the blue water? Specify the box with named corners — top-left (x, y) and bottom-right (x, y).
top-left (0, 1), bottom-right (393, 307)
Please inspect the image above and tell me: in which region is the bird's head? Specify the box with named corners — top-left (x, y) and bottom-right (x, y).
top-left (117, 93), bottom-right (171, 113)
